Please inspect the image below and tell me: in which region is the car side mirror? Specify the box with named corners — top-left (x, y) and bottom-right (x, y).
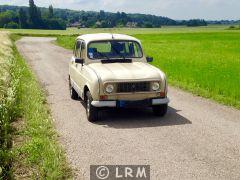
top-left (146, 56), bottom-right (153, 63)
top-left (75, 58), bottom-right (84, 64)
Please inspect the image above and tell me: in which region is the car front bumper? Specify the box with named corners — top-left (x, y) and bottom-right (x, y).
top-left (91, 97), bottom-right (170, 108)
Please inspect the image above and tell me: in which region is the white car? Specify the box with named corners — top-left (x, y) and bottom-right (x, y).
top-left (69, 33), bottom-right (169, 121)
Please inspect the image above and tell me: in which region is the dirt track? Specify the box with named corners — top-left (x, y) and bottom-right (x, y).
top-left (16, 37), bottom-right (240, 179)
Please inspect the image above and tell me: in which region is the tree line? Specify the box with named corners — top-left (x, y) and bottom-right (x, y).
top-left (53, 9), bottom-right (208, 28)
top-left (0, 2), bottom-right (210, 29)
top-left (0, 0), bottom-right (66, 29)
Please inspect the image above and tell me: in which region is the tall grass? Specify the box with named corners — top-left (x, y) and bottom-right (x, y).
top-left (0, 33), bottom-right (71, 179)
top-left (0, 32), bottom-right (20, 178)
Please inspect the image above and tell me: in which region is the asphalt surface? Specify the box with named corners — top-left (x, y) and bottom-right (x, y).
top-left (16, 37), bottom-right (240, 180)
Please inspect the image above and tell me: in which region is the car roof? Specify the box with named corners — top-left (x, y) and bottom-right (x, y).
top-left (76, 33), bottom-right (141, 44)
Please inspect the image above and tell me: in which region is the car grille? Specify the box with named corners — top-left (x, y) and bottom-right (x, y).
top-left (117, 82), bottom-right (150, 93)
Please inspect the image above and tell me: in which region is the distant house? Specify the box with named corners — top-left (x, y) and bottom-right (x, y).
top-left (126, 22), bottom-right (138, 28)
top-left (68, 22), bottom-right (85, 28)
top-left (95, 21), bottom-right (102, 26)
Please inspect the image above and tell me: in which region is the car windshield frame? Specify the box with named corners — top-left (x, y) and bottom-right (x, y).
top-left (87, 40), bottom-right (143, 60)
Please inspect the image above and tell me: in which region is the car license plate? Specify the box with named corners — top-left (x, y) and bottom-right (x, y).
top-left (118, 100), bottom-right (150, 108)
top-left (119, 100), bottom-right (126, 107)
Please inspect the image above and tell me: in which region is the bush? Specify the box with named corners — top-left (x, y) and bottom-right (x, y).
top-left (5, 21), bottom-right (19, 29)
top-left (228, 25), bottom-right (240, 30)
top-left (229, 25), bottom-right (236, 29)
top-left (0, 10), bottom-right (18, 28)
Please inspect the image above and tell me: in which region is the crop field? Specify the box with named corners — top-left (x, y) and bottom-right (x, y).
top-left (55, 27), bottom-right (240, 109)
top-left (1, 25), bottom-right (230, 36)
top-left (137, 32), bottom-right (240, 108)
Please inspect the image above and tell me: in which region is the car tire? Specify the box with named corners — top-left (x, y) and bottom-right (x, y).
top-left (152, 104), bottom-right (168, 117)
top-left (86, 91), bottom-right (99, 122)
top-left (69, 78), bottom-right (79, 100)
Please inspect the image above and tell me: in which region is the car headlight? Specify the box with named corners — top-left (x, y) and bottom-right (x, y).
top-left (105, 84), bottom-right (114, 93)
top-left (152, 82), bottom-right (160, 91)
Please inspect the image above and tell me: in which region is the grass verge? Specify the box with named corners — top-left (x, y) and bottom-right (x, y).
top-left (56, 32), bottom-right (240, 109)
top-left (0, 33), bottom-right (71, 179)
top-left (0, 32), bottom-right (19, 179)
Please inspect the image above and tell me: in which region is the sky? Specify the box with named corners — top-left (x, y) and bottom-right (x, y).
top-left (0, 0), bottom-right (239, 20)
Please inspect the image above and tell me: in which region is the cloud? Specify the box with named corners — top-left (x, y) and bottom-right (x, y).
top-left (0, 0), bottom-right (239, 20)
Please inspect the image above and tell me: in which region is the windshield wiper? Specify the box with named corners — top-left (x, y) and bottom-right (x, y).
top-left (111, 46), bottom-right (127, 61)
top-left (101, 59), bottom-right (132, 64)
top-left (97, 51), bottom-right (111, 61)
top-left (97, 49), bottom-right (132, 64)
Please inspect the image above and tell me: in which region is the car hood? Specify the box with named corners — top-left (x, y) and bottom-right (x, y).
top-left (88, 62), bottom-right (164, 82)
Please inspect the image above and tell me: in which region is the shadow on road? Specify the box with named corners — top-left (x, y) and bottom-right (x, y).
top-left (94, 107), bottom-right (192, 129)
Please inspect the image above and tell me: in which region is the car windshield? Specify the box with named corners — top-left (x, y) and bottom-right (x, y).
top-left (88, 40), bottom-right (143, 60)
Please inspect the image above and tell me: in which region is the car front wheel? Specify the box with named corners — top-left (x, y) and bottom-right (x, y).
top-left (86, 91), bottom-right (99, 122)
top-left (152, 104), bottom-right (168, 117)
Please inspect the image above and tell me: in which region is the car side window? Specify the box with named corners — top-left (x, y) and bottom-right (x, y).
top-left (74, 41), bottom-right (81, 58)
top-left (80, 42), bottom-right (85, 59)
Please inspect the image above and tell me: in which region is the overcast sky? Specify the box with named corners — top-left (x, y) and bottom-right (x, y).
top-left (0, 0), bottom-right (239, 20)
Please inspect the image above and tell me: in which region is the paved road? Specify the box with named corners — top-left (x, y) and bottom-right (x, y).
top-left (17, 37), bottom-right (240, 180)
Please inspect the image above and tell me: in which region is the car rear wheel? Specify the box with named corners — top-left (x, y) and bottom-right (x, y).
top-left (152, 104), bottom-right (168, 117)
top-left (86, 91), bottom-right (99, 122)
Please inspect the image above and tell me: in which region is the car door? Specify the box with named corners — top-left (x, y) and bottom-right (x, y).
top-left (70, 40), bottom-right (83, 96)
top-left (77, 41), bottom-right (87, 93)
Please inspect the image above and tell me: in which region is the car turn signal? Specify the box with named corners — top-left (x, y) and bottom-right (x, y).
top-left (160, 92), bottom-right (166, 98)
top-left (100, 95), bottom-right (108, 100)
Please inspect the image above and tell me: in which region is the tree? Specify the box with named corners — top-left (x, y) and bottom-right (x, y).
top-left (49, 5), bottom-right (53, 18)
top-left (187, 19), bottom-right (207, 27)
top-left (29, 0), bottom-right (36, 22)
top-left (99, 10), bottom-right (105, 20)
top-left (18, 8), bottom-right (28, 28)
top-left (143, 22), bottom-right (153, 28)
top-left (29, 0), bottom-right (41, 28)
top-left (43, 18), bottom-right (66, 30)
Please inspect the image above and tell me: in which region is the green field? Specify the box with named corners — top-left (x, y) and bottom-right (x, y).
top-left (1, 25), bottom-right (231, 36)
top-left (55, 27), bottom-right (240, 109)
top-left (138, 32), bottom-right (240, 108)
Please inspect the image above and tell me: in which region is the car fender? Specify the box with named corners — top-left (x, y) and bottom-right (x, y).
top-left (82, 66), bottom-right (101, 100)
